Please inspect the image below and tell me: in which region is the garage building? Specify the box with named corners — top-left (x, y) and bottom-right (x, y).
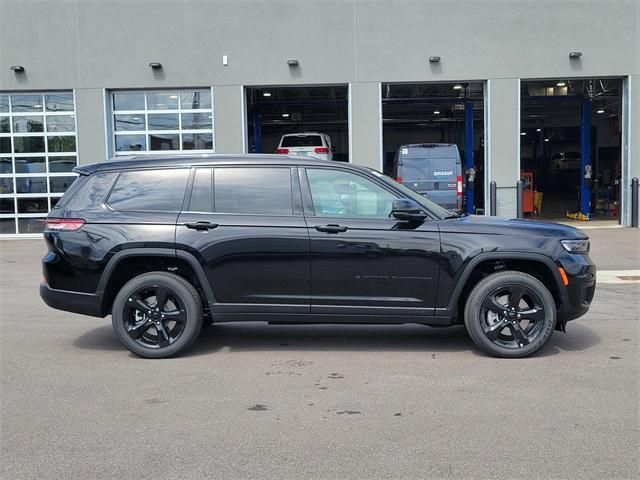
top-left (1, 0), bottom-right (639, 237)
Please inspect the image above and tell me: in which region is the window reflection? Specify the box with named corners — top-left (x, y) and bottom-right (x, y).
top-left (114, 114), bottom-right (145, 131)
top-left (1, 92), bottom-right (78, 236)
top-left (149, 133), bottom-right (179, 150)
top-left (13, 136), bottom-right (45, 154)
top-left (45, 94), bottom-right (74, 111)
top-left (147, 93), bottom-right (178, 110)
top-left (113, 92), bottom-right (144, 111)
top-left (13, 116), bottom-right (44, 133)
top-left (115, 134), bottom-right (146, 151)
top-left (46, 115), bottom-right (75, 132)
top-left (112, 89), bottom-right (213, 156)
top-left (182, 133), bottom-right (212, 150)
top-left (15, 157), bottom-right (46, 173)
top-left (11, 95), bottom-right (43, 112)
top-left (148, 113), bottom-right (179, 130)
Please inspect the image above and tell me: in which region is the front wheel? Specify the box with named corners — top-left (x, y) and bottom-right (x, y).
top-left (464, 271), bottom-right (556, 358)
top-left (112, 272), bottom-right (203, 358)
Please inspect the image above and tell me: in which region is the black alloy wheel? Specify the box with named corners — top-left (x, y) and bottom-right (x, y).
top-left (124, 285), bottom-right (187, 349)
top-left (479, 284), bottom-right (546, 349)
top-left (112, 272), bottom-right (203, 358)
top-left (464, 271), bottom-right (556, 358)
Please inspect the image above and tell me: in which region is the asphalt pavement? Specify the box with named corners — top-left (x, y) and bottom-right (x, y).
top-left (1, 228), bottom-right (638, 480)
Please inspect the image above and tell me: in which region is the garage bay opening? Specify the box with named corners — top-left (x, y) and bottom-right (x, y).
top-left (245, 85), bottom-right (349, 162)
top-left (520, 78), bottom-right (622, 223)
top-left (382, 82), bottom-right (485, 214)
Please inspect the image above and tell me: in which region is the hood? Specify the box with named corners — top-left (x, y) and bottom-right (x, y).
top-left (439, 215), bottom-right (587, 239)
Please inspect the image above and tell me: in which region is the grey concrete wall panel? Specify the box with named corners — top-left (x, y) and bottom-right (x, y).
top-left (2, 0), bottom-right (638, 91)
top-left (349, 82), bottom-right (381, 170)
top-left (486, 78), bottom-right (520, 217)
top-left (213, 85), bottom-right (245, 154)
top-left (75, 88), bottom-right (108, 165)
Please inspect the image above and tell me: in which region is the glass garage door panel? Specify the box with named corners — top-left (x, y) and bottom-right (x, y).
top-left (0, 92), bottom-right (78, 237)
top-left (111, 89), bottom-right (214, 155)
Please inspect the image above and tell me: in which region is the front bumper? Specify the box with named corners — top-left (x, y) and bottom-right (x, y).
top-left (560, 266), bottom-right (596, 322)
top-left (40, 283), bottom-right (104, 317)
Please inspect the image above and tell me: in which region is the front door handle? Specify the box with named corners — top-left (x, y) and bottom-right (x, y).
top-left (185, 221), bottom-right (218, 231)
top-left (315, 224), bottom-right (348, 233)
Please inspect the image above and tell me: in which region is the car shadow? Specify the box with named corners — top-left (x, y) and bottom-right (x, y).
top-left (539, 321), bottom-right (602, 357)
top-left (186, 323), bottom-right (474, 356)
top-left (73, 321), bottom-right (600, 358)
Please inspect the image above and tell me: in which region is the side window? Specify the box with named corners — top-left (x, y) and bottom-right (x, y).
top-left (60, 171), bottom-right (117, 211)
top-left (188, 168), bottom-right (213, 212)
top-left (306, 168), bottom-right (397, 218)
top-left (107, 168), bottom-right (189, 212)
top-left (213, 167), bottom-right (293, 215)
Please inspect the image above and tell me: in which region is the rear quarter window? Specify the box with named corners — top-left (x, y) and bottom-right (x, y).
top-left (57, 171), bottom-right (118, 212)
top-left (107, 169), bottom-right (189, 212)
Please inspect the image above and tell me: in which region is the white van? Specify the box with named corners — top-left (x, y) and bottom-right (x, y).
top-left (276, 132), bottom-right (333, 161)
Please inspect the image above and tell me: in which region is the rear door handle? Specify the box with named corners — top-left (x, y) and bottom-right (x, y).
top-left (315, 224), bottom-right (348, 233)
top-left (185, 221), bottom-right (218, 231)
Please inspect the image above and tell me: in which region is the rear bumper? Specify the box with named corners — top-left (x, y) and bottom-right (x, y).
top-left (39, 283), bottom-right (104, 318)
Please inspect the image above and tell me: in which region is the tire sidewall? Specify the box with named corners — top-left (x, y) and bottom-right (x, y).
top-left (464, 271), bottom-right (556, 358)
top-left (112, 272), bottom-right (203, 358)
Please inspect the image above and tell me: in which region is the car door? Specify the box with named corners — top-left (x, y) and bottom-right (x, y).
top-left (301, 166), bottom-right (441, 318)
top-left (175, 165), bottom-right (310, 314)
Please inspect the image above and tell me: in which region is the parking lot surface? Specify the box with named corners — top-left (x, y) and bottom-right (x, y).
top-left (1, 228), bottom-right (639, 480)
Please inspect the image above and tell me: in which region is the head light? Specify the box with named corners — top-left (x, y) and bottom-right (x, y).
top-left (561, 239), bottom-right (590, 253)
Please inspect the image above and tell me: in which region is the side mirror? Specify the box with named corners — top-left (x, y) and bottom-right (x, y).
top-left (391, 199), bottom-right (428, 222)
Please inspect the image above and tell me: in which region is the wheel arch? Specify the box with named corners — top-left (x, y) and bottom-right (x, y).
top-left (448, 252), bottom-right (566, 322)
top-left (97, 248), bottom-right (215, 316)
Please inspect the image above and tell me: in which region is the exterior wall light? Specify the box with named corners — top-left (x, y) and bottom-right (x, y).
top-left (287, 59), bottom-right (299, 66)
top-left (10, 65), bottom-right (24, 72)
top-left (149, 62), bottom-right (162, 69)
top-left (569, 51), bottom-right (582, 59)
top-left (428, 56), bottom-right (441, 63)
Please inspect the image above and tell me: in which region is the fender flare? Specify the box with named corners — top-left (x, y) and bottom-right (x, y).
top-left (96, 248), bottom-right (216, 308)
top-left (444, 251), bottom-right (567, 312)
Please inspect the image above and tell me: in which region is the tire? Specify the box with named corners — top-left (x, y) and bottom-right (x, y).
top-left (112, 272), bottom-right (203, 358)
top-left (464, 270), bottom-right (556, 358)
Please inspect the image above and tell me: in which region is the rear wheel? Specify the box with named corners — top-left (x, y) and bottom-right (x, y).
top-left (464, 271), bottom-right (556, 358)
top-left (112, 272), bottom-right (203, 358)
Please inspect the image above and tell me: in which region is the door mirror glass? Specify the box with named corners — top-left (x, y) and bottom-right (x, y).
top-left (391, 199), bottom-right (428, 222)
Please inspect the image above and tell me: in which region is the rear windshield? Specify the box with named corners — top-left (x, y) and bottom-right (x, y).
top-left (281, 135), bottom-right (322, 147)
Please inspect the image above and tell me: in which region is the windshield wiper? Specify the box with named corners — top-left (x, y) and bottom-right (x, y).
top-left (443, 212), bottom-right (468, 219)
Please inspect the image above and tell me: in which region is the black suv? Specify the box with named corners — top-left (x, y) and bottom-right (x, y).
top-left (40, 154), bottom-right (596, 358)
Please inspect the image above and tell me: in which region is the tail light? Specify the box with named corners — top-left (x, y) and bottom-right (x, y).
top-left (456, 175), bottom-right (463, 197)
top-left (44, 218), bottom-right (85, 231)
top-left (396, 176), bottom-right (403, 183)
top-left (276, 148), bottom-right (289, 154)
top-left (314, 147), bottom-right (329, 154)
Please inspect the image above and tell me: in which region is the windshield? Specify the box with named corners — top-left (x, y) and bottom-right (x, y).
top-left (367, 169), bottom-right (455, 219)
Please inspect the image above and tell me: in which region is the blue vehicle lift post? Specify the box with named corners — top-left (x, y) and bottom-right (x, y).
top-left (580, 97), bottom-right (591, 217)
top-left (252, 110), bottom-right (262, 153)
top-left (465, 101), bottom-right (474, 214)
